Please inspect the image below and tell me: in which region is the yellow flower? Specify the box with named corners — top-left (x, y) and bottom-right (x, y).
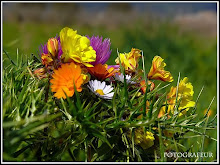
top-left (59, 27), bottom-right (96, 67)
top-left (50, 62), bottom-right (88, 99)
top-left (115, 48), bottom-right (141, 72)
top-left (148, 56), bottom-right (173, 82)
top-left (159, 77), bottom-right (195, 117)
top-left (133, 128), bottom-right (155, 149)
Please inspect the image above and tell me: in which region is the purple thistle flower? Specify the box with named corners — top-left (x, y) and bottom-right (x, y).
top-left (87, 35), bottom-right (112, 66)
top-left (39, 35), bottom-right (62, 60)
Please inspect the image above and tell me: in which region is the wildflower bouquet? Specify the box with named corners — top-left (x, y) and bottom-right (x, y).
top-left (3, 27), bottom-right (217, 162)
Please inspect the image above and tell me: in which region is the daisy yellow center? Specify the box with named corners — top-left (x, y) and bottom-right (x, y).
top-left (95, 89), bottom-right (105, 95)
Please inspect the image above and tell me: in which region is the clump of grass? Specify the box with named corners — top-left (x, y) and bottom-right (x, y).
top-left (2, 46), bottom-right (217, 162)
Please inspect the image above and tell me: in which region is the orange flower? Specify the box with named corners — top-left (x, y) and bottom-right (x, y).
top-left (50, 62), bottom-right (87, 99)
top-left (140, 80), bottom-right (155, 93)
top-left (87, 63), bottom-right (118, 81)
top-left (147, 56), bottom-right (173, 82)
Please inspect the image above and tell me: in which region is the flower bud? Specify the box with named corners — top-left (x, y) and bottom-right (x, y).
top-left (33, 68), bottom-right (47, 79)
top-left (47, 38), bottom-right (58, 57)
top-left (41, 53), bottom-right (53, 66)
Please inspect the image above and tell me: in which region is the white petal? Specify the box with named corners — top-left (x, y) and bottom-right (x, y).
top-left (103, 85), bottom-right (112, 94)
top-left (106, 87), bottom-right (114, 94)
top-left (126, 75), bottom-right (131, 80)
top-left (104, 92), bottom-right (114, 98)
top-left (100, 81), bottom-right (106, 90)
top-left (94, 80), bottom-right (99, 91)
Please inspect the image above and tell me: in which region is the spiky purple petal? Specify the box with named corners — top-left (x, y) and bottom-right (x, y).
top-left (87, 35), bottom-right (112, 65)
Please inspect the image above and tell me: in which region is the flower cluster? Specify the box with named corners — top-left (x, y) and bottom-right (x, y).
top-left (34, 27), bottom-right (196, 150)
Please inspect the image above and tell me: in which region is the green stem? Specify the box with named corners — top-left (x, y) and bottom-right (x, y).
top-left (84, 140), bottom-right (88, 162)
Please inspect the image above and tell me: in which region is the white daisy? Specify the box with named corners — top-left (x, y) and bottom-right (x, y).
top-left (114, 73), bottom-right (136, 84)
top-left (87, 80), bottom-right (114, 99)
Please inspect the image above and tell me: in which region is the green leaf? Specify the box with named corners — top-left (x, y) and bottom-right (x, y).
top-left (3, 49), bottom-right (16, 66)
top-left (17, 75), bottom-right (31, 103)
top-left (13, 144), bottom-right (33, 158)
top-left (91, 130), bottom-right (112, 149)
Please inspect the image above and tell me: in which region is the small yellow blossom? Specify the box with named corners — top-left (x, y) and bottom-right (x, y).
top-left (148, 56), bottom-right (173, 82)
top-left (115, 48), bottom-right (141, 72)
top-left (59, 27), bottom-right (96, 67)
top-left (159, 77), bottom-right (195, 117)
top-left (132, 128), bottom-right (155, 149)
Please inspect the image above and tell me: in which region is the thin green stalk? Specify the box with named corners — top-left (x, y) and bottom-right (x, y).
top-left (199, 116), bottom-right (209, 162)
top-left (84, 140), bottom-right (88, 162)
top-left (120, 128), bottom-right (133, 162)
top-left (141, 51), bottom-right (148, 120)
top-left (203, 96), bottom-right (215, 118)
top-left (158, 123), bottom-right (166, 162)
top-left (148, 94), bottom-right (156, 120)
top-left (173, 72), bottom-right (181, 117)
top-left (191, 86), bottom-right (204, 115)
top-left (131, 127), bottom-right (135, 158)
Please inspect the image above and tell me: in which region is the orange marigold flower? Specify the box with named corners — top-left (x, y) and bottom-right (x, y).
top-left (50, 62), bottom-right (87, 99)
top-left (147, 56), bottom-right (173, 82)
top-left (87, 63), bottom-right (118, 81)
